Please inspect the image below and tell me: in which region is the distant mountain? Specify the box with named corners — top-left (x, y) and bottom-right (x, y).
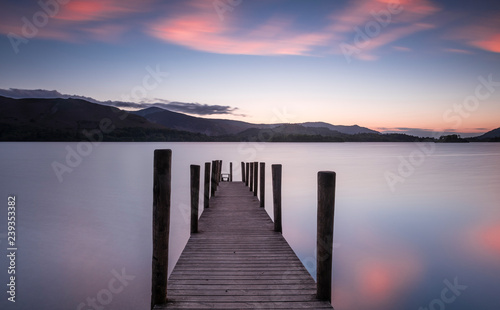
top-left (131, 107), bottom-right (267, 136)
top-left (233, 124), bottom-right (425, 142)
top-left (301, 122), bottom-right (379, 134)
top-left (0, 96), bottom-right (158, 129)
top-left (132, 107), bottom-right (378, 136)
top-left (0, 96), bottom-right (210, 141)
top-left (473, 127), bottom-right (500, 141)
top-left (1, 95), bottom-right (458, 143)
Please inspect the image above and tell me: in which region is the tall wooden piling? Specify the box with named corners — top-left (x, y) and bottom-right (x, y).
top-left (217, 160), bottom-right (221, 184)
top-left (151, 149), bottom-right (172, 308)
top-left (259, 162), bottom-right (265, 208)
top-left (230, 162), bottom-right (233, 182)
top-left (249, 162), bottom-right (254, 191)
top-left (190, 165), bottom-right (200, 234)
top-left (245, 163), bottom-right (250, 186)
top-left (272, 164), bottom-right (282, 233)
top-left (253, 161), bottom-right (258, 196)
top-left (317, 171), bottom-right (336, 302)
top-left (211, 160), bottom-right (217, 197)
top-left (204, 162), bottom-right (210, 209)
top-left (241, 162), bottom-right (245, 182)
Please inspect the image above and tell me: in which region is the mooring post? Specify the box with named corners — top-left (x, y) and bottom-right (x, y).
top-left (151, 149), bottom-right (171, 308)
top-left (218, 160), bottom-right (222, 185)
top-left (272, 164), bottom-right (282, 233)
top-left (245, 162), bottom-right (250, 186)
top-left (241, 162), bottom-right (245, 182)
top-left (211, 160), bottom-right (217, 196)
top-left (259, 162), bottom-right (265, 207)
top-left (249, 162), bottom-right (254, 191)
top-left (204, 162), bottom-right (210, 209)
top-left (253, 161), bottom-right (258, 196)
top-left (230, 162), bottom-right (233, 182)
top-left (190, 165), bottom-right (200, 234)
top-left (317, 171), bottom-right (336, 302)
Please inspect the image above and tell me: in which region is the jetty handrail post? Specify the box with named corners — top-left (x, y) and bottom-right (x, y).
top-left (190, 165), bottom-right (200, 234)
top-left (253, 161), bottom-right (258, 196)
top-left (204, 162), bottom-right (210, 209)
top-left (245, 162), bottom-right (250, 186)
top-left (151, 149), bottom-right (172, 308)
top-left (259, 162), bottom-right (265, 207)
top-left (230, 162), bottom-right (233, 182)
top-left (241, 162), bottom-right (245, 182)
top-left (316, 171), bottom-right (336, 302)
top-left (272, 164), bottom-right (282, 233)
top-left (211, 160), bottom-right (217, 197)
top-left (249, 162), bottom-right (254, 191)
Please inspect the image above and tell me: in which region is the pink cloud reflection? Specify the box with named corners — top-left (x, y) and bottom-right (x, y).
top-left (333, 227), bottom-right (424, 309)
top-left (465, 221), bottom-right (500, 263)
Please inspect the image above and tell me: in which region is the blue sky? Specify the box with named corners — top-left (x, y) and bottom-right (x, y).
top-left (1, 0), bottom-right (499, 136)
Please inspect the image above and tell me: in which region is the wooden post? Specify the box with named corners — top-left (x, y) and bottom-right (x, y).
top-left (317, 171), bottom-right (336, 302)
top-left (259, 162), bottom-right (265, 208)
top-left (151, 149), bottom-right (171, 308)
top-left (190, 165), bottom-right (200, 234)
top-left (249, 162), bottom-right (254, 191)
top-left (272, 164), bottom-right (282, 233)
top-left (253, 161), bottom-right (258, 196)
top-left (241, 162), bottom-right (245, 182)
top-left (211, 160), bottom-right (217, 196)
top-left (204, 162), bottom-right (210, 209)
top-left (230, 162), bottom-right (233, 182)
top-left (217, 160), bottom-right (222, 185)
top-left (245, 163), bottom-right (250, 186)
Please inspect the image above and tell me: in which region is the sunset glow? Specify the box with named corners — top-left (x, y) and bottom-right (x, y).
top-left (0, 0), bottom-right (499, 137)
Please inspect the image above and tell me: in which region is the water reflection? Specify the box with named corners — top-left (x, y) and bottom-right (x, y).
top-left (0, 142), bottom-right (498, 310)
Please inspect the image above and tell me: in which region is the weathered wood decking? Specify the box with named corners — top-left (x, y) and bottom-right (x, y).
top-left (156, 181), bottom-right (334, 309)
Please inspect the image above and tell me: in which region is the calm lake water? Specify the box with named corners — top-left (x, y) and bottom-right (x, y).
top-left (0, 142), bottom-right (499, 310)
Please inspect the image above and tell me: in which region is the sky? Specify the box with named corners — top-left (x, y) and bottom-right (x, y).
top-left (0, 0), bottom-right (499, 137)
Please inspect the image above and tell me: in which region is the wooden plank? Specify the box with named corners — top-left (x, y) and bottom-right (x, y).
top-left (155, 182), bottom-right (333, 309)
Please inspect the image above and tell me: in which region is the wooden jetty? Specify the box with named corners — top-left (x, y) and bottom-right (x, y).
top-left (151, 150), bottom-right (336, 309)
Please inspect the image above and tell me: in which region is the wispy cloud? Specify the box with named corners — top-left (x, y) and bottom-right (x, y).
top-left (117, 99), bottom-right (241, 115)
top-left (4, 0), bottom-right (497, 60)
top-left (146, 0), bottom-right (441, 59)
top-left (327, 0), bottom-right (441, 60)
top-left (0, 88), bottom-right (241, 116)
top-left (0, 0), bottom-right (152, 42)
top-left (54, 0), bottom-right (144, 22)
top-left (446, 13), bottom-right (500, 53)
top-left (0, 88), bottom-right (68, 99)
top-left (147, 1), bottom-right (330, 56)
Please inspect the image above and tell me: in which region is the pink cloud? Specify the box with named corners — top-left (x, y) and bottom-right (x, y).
top-left (329, 0), bottom-right (440, 60)
top-left (393, 45), bottom-right (412, 52)
top-left (56, 0), bottom-right (148, 22)
top-left (148, 5), bottom-right (330, 56)
top-left (446, 14), bottom-right (500, 54)
top-left (443, 48), bottom-right (474, 54)
top-left (0, 0), bottom-right (151, 43)
top-left (147, 0), bottom-right (441, 58)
